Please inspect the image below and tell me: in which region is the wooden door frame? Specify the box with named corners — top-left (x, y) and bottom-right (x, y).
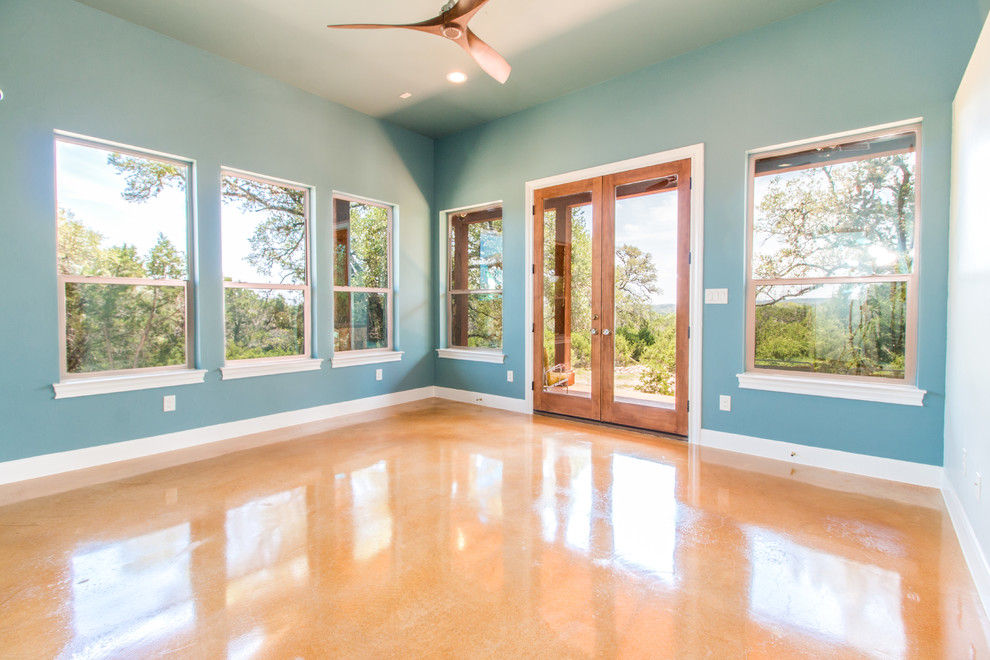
top-left (524, 144), bottom-right (705, 441)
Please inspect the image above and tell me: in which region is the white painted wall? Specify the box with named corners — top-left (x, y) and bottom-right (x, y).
top-left (946, 11), bottom-right (990, 615)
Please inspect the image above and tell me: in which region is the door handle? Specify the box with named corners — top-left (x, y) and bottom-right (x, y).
top-left (603, 328), bottom-right (611, 336)
top-left (590, 328), bottom-right (598, 335)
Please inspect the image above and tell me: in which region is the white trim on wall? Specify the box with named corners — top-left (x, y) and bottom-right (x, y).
top-left (330, 350), bottom-right (403, 368)
top-left (436, 348), bottom-right (506, 363)
top-left (220, 358), bottom-right (323, 380)
top-left (0, 386), bottom-right (534, 488)
top-left (436, 199), bottom-right (504, 353)
top-left (1, 387), bottom-right (434, 486)
top-left (737, 371), bottom-right (926, 406)
top-left (53, 369), bottom-right (208, 399)
top-left (523, 144), bottom-right (706, 439)
top-left (942, 473), bottom-right (990, 620)
top-left (699, 429), bottom-right (941, 488)
top-left (19, 386), bottom-right (950, 490)
top-left (434, 386), bottom-right (529, 413)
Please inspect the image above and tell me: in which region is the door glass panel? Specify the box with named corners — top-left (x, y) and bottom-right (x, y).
top-left (612, 176), bottom-right (678, 408)
top-left (542, 192), bottom-right (593, 397)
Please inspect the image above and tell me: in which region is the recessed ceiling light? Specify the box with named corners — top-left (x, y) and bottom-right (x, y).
top-left (399, 92), bottom-right (412, 99)
top-left (446, 71), bottom-right (467, 84)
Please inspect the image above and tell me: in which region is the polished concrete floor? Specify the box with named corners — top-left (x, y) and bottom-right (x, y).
top-left (1, 399), bottom-right (988, 658)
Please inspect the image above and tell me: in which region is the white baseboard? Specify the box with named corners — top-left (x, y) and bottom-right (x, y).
top-left (698, 429), bottom-right (942, 488)
top-left (434, 386), bottom-right (530, 414)
top-left (942, 474), bottom-right (990, 619)
top-left (0, 386), bottom-right (529, 488)
top-left (0, 386), bottom-right (436, 487)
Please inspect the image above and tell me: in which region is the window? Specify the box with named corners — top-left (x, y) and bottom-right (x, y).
top-left (445, 204), bottom-right (503, 352)
top-left (55, 135), bottom-right (194, 383)
top-left (743, 124), bottom-right (922, 402)
top-left (220, 170), bottom-right (312, 368)
top-left (332, 195), bottom-right (398, 363)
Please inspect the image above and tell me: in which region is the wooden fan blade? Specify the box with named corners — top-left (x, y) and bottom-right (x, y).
top-left (328, 21), bottom-right (442, 35)
top-left (445, 0), bottom-right (494, 23)
top-left (463, 28), bottom-right (510, 83)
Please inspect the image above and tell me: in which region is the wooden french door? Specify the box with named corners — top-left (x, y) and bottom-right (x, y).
top-left (533, 159), bottom-right (691, 435)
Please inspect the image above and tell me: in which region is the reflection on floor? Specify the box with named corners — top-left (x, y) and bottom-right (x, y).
top-left (0, 399), bottom-right (987, 658)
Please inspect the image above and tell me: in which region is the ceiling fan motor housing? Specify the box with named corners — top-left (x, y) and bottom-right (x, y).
top-left (442, 24), bottom-right (464, 39)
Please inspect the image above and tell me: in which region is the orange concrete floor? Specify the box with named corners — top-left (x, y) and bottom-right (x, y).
top-left (0, 399), bottom-right (988, 658)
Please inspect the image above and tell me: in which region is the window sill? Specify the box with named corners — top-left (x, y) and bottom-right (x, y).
top-left (436, 348), bottom-right (505, 364)
top-left (736, 372), bottom-right (926, 406)
top-left (331, 350), bottom-right (404, 368)
top-left (53, 369), bottom-right (208, 399)
top-left (220, 358), bottom-right (322, 381)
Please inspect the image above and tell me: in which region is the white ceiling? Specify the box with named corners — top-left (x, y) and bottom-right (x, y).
top-left (74, 0), bottom-right (836, 138)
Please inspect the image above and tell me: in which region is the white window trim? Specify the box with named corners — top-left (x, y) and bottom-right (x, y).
top-left (220, 169), bottom-right (315, 365)
top-left (737, 371), bottom-right (925, 406)
top-left (220, 357), bottom-right (322, 380)
top-left (744, 119), bottom-right (923, 391)
top-left (54, 369), bottom-right (207, 399)
top-left (436, 347), bottom-right (505, 364)
top-left (55, 133), bottom-right (198, 383)
top-left (440, 201), bottom-right (504, 353)
top-left (331, 350), bottom-right (404, 368)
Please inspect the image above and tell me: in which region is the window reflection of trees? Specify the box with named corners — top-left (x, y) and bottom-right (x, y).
top-left (748, 528), bottom-right (906, 658)
top-left (349, 461), bottom-right (393, 562)
top-left (70, 524), bottom-right (195, 658)
top-left (225, 487), bottom-right (310, 606)
top-left (611, 455), bottom-right (677, 580)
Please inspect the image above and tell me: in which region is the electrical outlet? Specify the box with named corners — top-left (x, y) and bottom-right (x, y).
top-left (375, 368), bottom-right (383, 381)
top-left (719, 395), bottom-right (731, 411)
top-left (163, 395), bottom-right (176, 412)
top-left (507, 370), bottom-right (514, 382)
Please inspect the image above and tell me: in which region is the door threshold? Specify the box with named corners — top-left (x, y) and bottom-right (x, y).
top-left (533, 411), bottom-right (687, 443)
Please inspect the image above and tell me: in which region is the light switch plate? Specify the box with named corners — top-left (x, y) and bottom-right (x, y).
top-left (705, 288), bottom-right (728, 304)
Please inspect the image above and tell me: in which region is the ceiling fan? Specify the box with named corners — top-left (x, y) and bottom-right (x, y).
top-left (328, 0), bottom-right (511, 84)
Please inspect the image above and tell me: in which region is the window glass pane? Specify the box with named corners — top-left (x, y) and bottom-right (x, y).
top-left (754, 282), bottom-right (907, 379)
top-left (334, 200), bottom-right (389, 289)
top-left (753, 136), bottom-right (915, 280)
top-left (56, 141), bottom-right (187, 277)
top-left (450, 293), bottom-right (502, 349)
top-left (541, 194), bottom-right (593, 397)
top-left (334, 291), bottom-right (388, 352)
top-left (224, 288), bottom-right (305, 360)
top-left (449, 213), bottom-right (502, 291)
top-left (65, 282), bottom-right (186, 373)
top-left (221, 175), bottom-right (307, 285)
top-left (613, 178), bottom-right (677, 408)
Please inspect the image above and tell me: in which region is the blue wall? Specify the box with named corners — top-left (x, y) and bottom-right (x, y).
top-left (0, 0), bottom-right (434, 463)
top-left (434, 0), bottom-right (982, 465)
